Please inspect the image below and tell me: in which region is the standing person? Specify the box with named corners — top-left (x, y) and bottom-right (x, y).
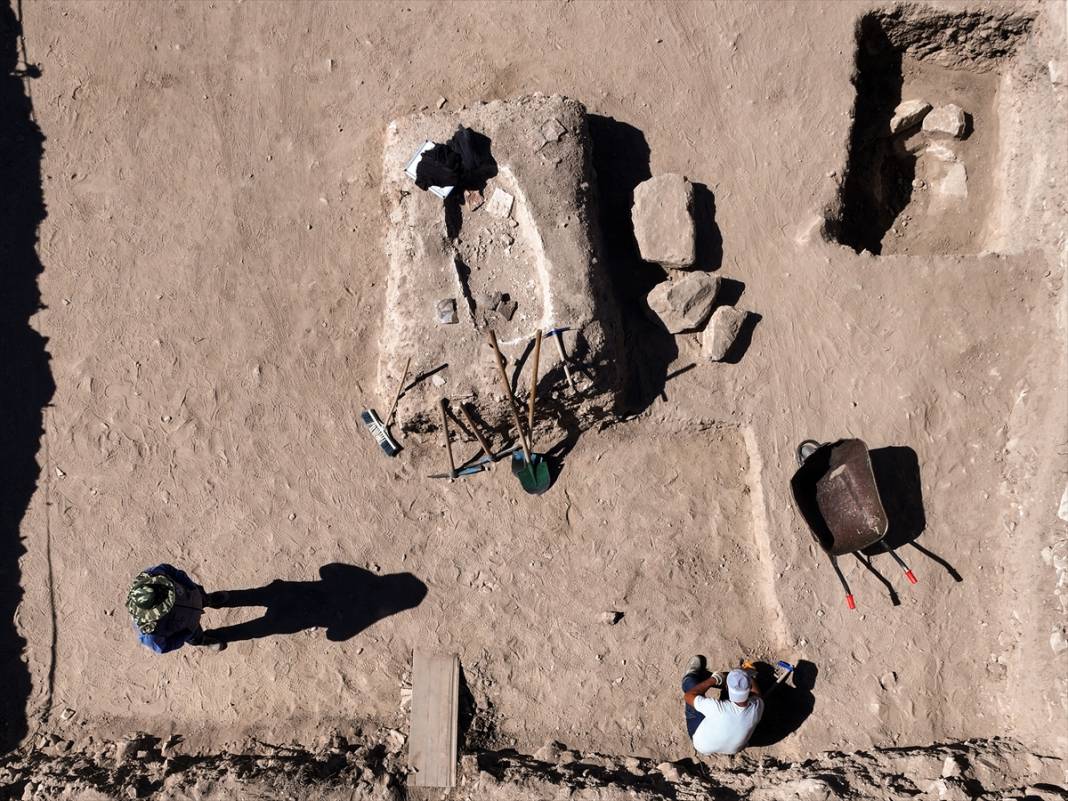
top-left (681, 656), bottom-right (764, 755)
top-left (126, 564), bottom-right (228, 653)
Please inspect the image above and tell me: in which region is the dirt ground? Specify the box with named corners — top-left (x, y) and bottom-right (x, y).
top-left (6, 0), bottom-right (1067, 789)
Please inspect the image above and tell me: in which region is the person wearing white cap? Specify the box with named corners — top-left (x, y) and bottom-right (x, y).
top-left (681, 656), bottom-right (764, 755)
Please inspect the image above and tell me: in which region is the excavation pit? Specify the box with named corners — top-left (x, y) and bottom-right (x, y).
top-left (828, 6), bottom-right (1034, 256)
top-left (379, 95), bottom-right (624, 436)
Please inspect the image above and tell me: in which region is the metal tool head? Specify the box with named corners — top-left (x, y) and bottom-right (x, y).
top-left (544, 326), bottom-right (571, 337)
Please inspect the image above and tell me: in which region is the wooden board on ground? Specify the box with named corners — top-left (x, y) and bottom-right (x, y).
top-left (408, 650), bottom-right (460, 788)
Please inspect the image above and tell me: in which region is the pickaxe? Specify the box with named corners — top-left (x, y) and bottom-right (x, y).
top-left (544, 326), bottom-right (578, 393)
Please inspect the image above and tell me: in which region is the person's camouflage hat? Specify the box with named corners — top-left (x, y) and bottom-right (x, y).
top-left (126, 572), bottom-right (177, 633)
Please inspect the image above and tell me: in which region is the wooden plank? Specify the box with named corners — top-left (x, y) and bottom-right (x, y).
top-left (408, 650), bottom-right (460, 788)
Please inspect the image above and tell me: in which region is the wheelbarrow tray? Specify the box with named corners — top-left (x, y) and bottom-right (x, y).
top-left (791, 439), bottom-right (888, 556)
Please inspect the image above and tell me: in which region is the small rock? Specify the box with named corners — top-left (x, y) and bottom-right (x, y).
top-left (1057, 485), bottom-right (1068, 522)
top-left (879, 671), bottom-right (898, 690)
top-left (701, 305), bottom-right (748, 361)
top-left (941, 755), bottom-right (965, 778)
top-left (385, 728), bottom-right (406, 752)
top-left (934, 162), bottom-right (968, 200)
top-left (599, 610), bottom-right (624, 625)
top-left (656, 761), bottom-right (681, 783)
top-left (464, 189), bottom-right (484, 211)
top-left (922, 104), bottom-right (967, 138)
top-left (647, 272), bottom-right (721, 334)
top-left (436, 96), bottom-right (447, 109)
top-left (556, 749), bottom-right (578, 765)
top-left (485, 188), bottom-right (514, 218)
top-left (436, 298), bottom-right (458, 325)
top-left (499, 232), bottom-right (514, 247)
top-left (498, 299), bottom-right (518, 321)
top-left (534, 741), bottom-right (564, 762)
top-left (925, 777), bottom-right (971, 801)
top-left (540, 118), bottom-right (567, 142)
top-left (890, 99), bottom-right (932, 134)
top-left (55, 467), bottom-right (65, 478)
top-left (632, 174), bottom-right (696, 268)
top-left (1051, 628), bottom-right (1068, 654)
top-left (431, 373), bottom-right (447, 388)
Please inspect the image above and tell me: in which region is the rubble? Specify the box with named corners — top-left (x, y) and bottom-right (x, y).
top-left (934, 162), bottom-right (968, 200)
top-left (922, 103), bottom-right (967, 138)
top-left (702, 305), bottom-right (748, 361)
top-left (646, 272), bottom-right (720, 333)
top-left (632, 173), bottom-right (696, 268)
top-left (436, 298), bottom-right (458, 325)
top-left (485, 187), bottom-right (515, 218)
top-left (890, 99), bottom-right (932, 134)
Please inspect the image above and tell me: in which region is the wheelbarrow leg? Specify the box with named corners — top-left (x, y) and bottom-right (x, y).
top-left (883, 543), bottom-right (918, 585)
top-left (830, 555), bottom-right (856, 610)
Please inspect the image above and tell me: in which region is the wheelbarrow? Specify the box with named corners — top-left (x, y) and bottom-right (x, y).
top-left (791, 438), bottom-right (917, 609)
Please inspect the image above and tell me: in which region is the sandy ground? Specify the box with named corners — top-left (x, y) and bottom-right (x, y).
top-left (10, 0), bottom-right (1068, 775)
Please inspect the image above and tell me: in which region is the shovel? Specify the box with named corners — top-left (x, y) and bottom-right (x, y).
top-left (486, 330), bottom-right (550, 495)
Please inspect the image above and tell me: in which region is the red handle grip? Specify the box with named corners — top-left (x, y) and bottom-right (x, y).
top-left (904, 570), bottom-right (917, 585)
top-left (845, 594), bottom-right (856, 610)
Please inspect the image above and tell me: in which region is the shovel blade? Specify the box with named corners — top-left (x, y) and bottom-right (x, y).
top-left (512, 452), bottom-right (551, 495)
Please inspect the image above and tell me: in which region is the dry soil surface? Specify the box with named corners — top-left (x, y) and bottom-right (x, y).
top-left (9, 0), bottom-right (1068, 785)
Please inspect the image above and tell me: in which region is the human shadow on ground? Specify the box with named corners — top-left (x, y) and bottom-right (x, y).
top-left (205, 564), bottom-right (427, 644)
top-left (869, 445), bottom-right (962, 582)
top-left (747, 659), bottom-right (818, 747)
top-left (0, 0), bottom-right (53, 753)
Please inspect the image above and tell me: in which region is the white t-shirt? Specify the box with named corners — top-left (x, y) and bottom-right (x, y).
top-left (691, 694), bottom-right (764, 755)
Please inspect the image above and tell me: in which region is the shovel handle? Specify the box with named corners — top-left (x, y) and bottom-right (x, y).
top-left (527, 330), bottom-right (543, 444)
top-left (438, 398), bottom-right (457, 478)
top-left (460, 404), bottom-right (493, 461)
top-left (486, 330), bottom-right (533, 463)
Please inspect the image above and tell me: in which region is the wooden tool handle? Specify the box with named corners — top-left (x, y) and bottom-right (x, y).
top-left (527, 330), bottom-right (543, 445)
top-left (551, 330), bottom-right (578, 392)
top-left (439, 398), bottom-right (457, 477)
top-left (486, 330), bottom-right (532, 463)
top-left (460, 404), bottom-right (493, 461)
top-left (386, 356), bottom-right (412, 427)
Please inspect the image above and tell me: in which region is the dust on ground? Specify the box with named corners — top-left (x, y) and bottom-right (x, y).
top-left (4, 0), bottom-right (1067, 792)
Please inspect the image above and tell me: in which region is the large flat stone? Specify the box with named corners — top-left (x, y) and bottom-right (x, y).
top-left (632, 173), bottom-right (696, 268)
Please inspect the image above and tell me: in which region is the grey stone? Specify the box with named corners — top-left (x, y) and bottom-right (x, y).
top-left (890, 99), bottom-right (932, 134)
top-left (935, 162), bottom-right (968, 200)
top-left (702, 306), bottom-right (748, 361)
top-left (499, 299), bottom-right (518, 320)
top-left (632, 173), bottom-right (696, 268)
top-left (647, 272), bottom-right (720, 334)
top-left (485, 187), bottom-right (514, 218)
top-left (922, 104), bottom-right (967, 138)
top-left (534, 741), bottom-right (564, 762)
top-left (436, 298), bottom-right (458, 325)
top-left (599, 610), bottom-right (623, 625)
top-left (541, 118), bottom-right (567, 142)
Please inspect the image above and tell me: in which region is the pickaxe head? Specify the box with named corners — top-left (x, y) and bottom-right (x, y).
top-left (544, 325), bottom-right (571, 338)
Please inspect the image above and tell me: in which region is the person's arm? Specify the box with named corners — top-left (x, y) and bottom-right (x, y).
top-left (684, 675), bottom-right (721, 708)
